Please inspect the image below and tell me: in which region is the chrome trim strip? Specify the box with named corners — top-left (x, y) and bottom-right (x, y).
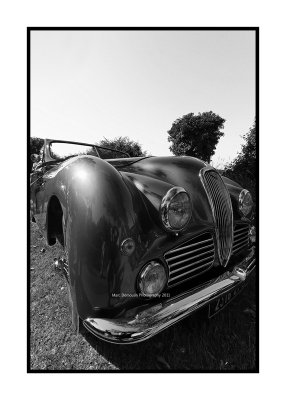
top-left (233, 246), bottom-right (248, 255)
top-left (233, 237), bottom-right (248, 247)
top-left (233, 246), bottom-right (248, 254)
top-left (166, 238), bottom-right (213, 255)
top-left (232, 223), bottom-right (249, 255)
top-left (248, 259), bottom-right (256, 270)
top-left (233, 234), bottom-right (249, 245)
top-left (234, 225), bottom-right (249, 235)
top-left (164, 232), bottom-right (215, 286)
top-left (169, 259), bottom-right (214, 282)
top-left (83, 248), bottom-right (256, 344)
top-left (166, 243), bottom-right (214, 262)
top-left (234, 230), bottom-right (249, 240)
top-left (199, 167), bottom-right (233, 268)
top-left (169, 251), bottom-right (214, 271)
top-left (233, 241), bottom-right (249, 254)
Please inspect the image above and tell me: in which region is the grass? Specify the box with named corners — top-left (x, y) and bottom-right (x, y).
top-left (29, 222), bottom-right (257, 371)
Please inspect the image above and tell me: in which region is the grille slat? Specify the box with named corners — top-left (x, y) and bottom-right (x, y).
top-left (233, 240), bottom-right (249, 254)
top-left (233, 235), bottom-right (248, 247)
top-left (232, 223), bottom-right (249, 254)
top-left (201, 169), bottom-right (233, 266)
top-left (234, 230), bottom-right (249, 240)
top-left (169, 260), bottom-right (214, 283)
top-left (169, 251), bottom-right (215, 272)
top-left (234, 226), bottom-right (249, 235)
top-left (233, 239), bottom-right (249, 251)
top-left (166, 238), bottom-right (213, 255)
top-left (166, 243), bottom-right (214, 262)
top-left (164, 232), bottom-right (215, 287)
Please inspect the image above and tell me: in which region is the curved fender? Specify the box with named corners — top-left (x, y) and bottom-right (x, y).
top-left (60, 156), bottom-right (154, 319)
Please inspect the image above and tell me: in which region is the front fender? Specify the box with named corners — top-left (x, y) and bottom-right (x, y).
top-left (60, 156), bottom-right (155, 319)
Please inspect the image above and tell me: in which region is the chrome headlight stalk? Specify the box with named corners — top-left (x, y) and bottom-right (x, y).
top-left (120, 238), bottom-right (136, 256)
top-left (160, 186), bottom-right (192, 232)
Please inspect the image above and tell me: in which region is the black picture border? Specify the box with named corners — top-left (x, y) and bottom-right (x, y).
top-left (27, 26), bottom-right (259, 373)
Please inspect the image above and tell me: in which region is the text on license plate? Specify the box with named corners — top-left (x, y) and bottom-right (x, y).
top-left (208, 286), bottom-right (244, 318)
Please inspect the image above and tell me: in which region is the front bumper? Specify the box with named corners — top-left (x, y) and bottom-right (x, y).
top-left (83, 247), bottom-right (256, 344)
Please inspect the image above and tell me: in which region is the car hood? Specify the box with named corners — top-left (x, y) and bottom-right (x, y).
top-left (114, 156), bottom-right (215, 228)
top-left (115, 155), bottom-right (241, 198)
top-left (115, 155), bottom-right (207, 185)
top-left (115, 156), bottom-right (242, 228)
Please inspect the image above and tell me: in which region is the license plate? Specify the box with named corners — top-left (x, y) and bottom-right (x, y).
top-left (208, 285), bottom-right (244, 318)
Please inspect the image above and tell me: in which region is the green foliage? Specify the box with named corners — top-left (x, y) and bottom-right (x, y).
top-left (30, 137), bottom-right (44, 172)
top-left (30, 137), bottom-right (44, 155)
top-left (98, 136), bottom-right (147, 157)
top-left (167, 111), bottom-right (225, 163)
top-left (224, 120), bottom-right (256, 201)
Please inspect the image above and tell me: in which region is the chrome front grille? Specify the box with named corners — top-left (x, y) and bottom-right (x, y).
top-left (165, 232), bottom-right (215, 288)
top-left (200, 168), bottom-right (233, 266)
top-left (232, 223), bottom-right (249, 255)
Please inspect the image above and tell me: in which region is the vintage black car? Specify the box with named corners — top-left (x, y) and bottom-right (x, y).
top-left (30, 139), bottom-right (256, 344)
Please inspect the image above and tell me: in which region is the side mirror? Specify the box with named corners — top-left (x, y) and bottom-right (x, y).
top-left (31, 154), bottom-right (40, 163)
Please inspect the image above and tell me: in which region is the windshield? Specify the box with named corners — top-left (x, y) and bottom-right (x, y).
top-left (49, 141), bottom-right (130, 161)
top-left (96, 146), bottom-right (130, 159)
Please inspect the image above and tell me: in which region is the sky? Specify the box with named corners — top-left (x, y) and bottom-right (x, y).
top-left (31, 30), bottom-right (255, 166)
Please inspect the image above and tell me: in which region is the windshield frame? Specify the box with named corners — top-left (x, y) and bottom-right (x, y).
top-left (48, 140), bottom-right (130, 161)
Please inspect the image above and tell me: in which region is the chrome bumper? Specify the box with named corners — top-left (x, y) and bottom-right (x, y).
top-left (83, 248), bottom-right (256, 344)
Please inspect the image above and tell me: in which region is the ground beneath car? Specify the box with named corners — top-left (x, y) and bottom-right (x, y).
top-left (29, 222), bottom-right (257, 371)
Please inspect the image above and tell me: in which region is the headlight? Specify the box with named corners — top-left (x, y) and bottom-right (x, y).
top-left (239, 189), bottom-right (253, 217)
top-left (160, 187), bottom-right (191, 231)
top-left (138, 261), bottom-right (168, 296)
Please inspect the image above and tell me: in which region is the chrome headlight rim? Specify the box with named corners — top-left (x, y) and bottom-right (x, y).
top-left (238, 189), bottom-right (254, 217)
top-left (137, 260), bottom-right (168, 297)
top-left (160, 186), bottom-right (192, 232)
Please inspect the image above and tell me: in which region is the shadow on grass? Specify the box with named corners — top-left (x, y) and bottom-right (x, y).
top-left (80, 276), bottom-right (257, 371)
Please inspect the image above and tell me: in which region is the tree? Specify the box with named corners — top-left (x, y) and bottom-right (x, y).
top-left (167, 111), bottom-right (225, 163)
top-left (224, 120), bottom-right (256, 200)
top-left (97, 136), bottom-right (147, 157)
top-left (30, 137), bottom-right (44, 155)
top-left (30, 137), bottom-right (44, 172)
